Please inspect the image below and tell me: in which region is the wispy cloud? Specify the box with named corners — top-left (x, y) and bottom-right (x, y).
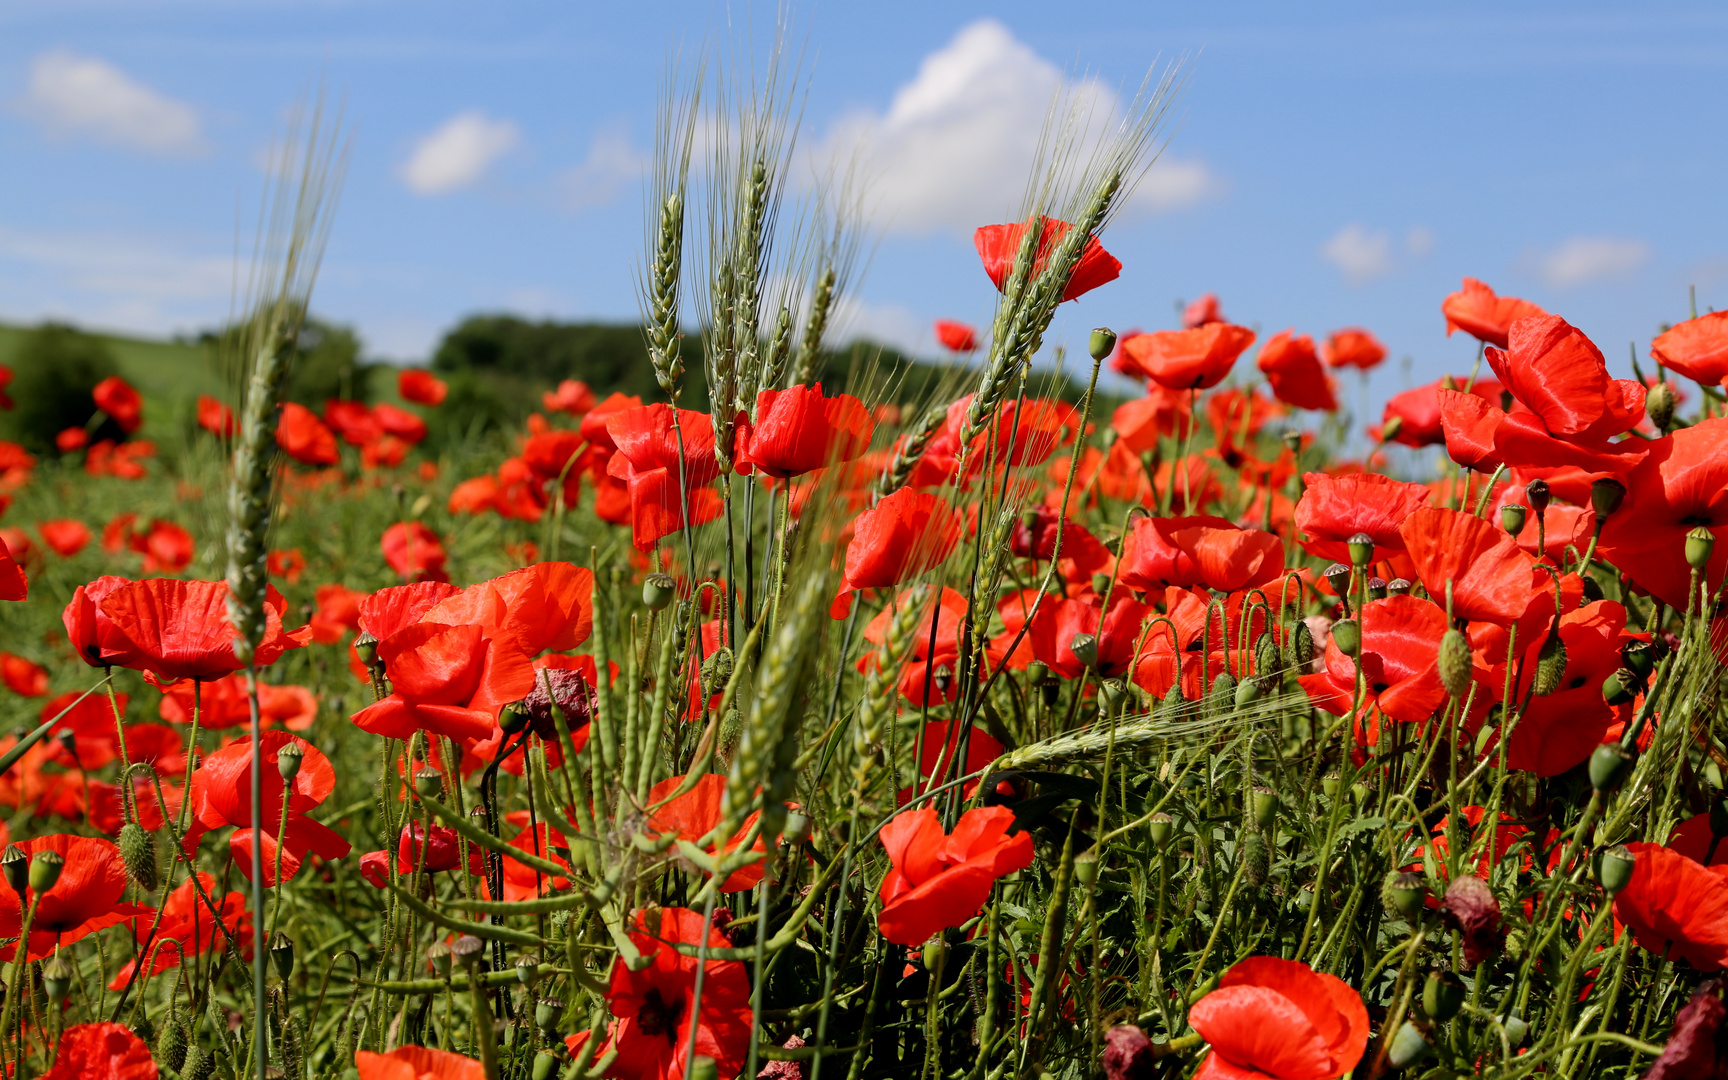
top-left (1320, 224), bottom-right (1394, 284)
top-left (16, 50), bottom-right (204, 156)
top-left (0, 221), bottom-right (236, 335)
top-left (559, 126), bottom-right (644, 211)
top-left (400, 110), bottom-right (520, 195)
top-left (1537, 235), bottom-right (1651, 289)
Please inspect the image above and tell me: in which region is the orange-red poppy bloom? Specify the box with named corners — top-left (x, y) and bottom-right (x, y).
top-left (1376, 378), bottom-right (1503, 449)
top-left (1653, 311), bottom-right (1728, 388)
top-left (974, 217), bottom-right (1121, 303)
top-left (1256, 330), bottom-right (1336, 412)
top-left (935, 320), bottom-right (979, 352)
top-left (41, 689), bottom-right (129, 768)
top-left (1599, 419), bottom-right (1728, 610)
top-left (276, 402), bottom-right (339, 466)
top-left (0, 835), bottom-right (149, 960)
top-left (184, 730), bottom-right (350, 885)
top-left (605, 404), bottom-right (725, 553)
top-left (398, 369), bottom-right (449, 407)
top-left (1118, 515), bottom-right (1284, 594)
top-left (373, 402), bottom-right (428, 445)
top-left (325, 399), bottom-right (383, 446)
top-left (1321, 328), bottom-right (1387, 371)
top-left (1110, 385), bottom-right (1190, 451)
top-left (1486, 601), bottom-right (1629, 776)
top-left (1187, 957), bottom-right (1369, 1080)
top-left (1, 653), bottom-right (47, 697)
top-left (266, 547), bottom-right (305, 584)
top-left (645, 774), bottom-right (768, 892)
top-left (1442, 277), bottom-right (1546, 348)
top-left (736, 386), bottom-right (874, 479)
top-left (381, 521), bottom-right (448, 582)
top-left (87, 577), bottom-right (310, 683)
top-left (543, 379), bottom-right (596, 415)
top-left (157, 674), bottom-right (316, 731)
top-left (1120, 324), bottom-right (1257, 391)
top-left (1298, 595), bottom-right (1451, 732)
top-left (92, 376), bottom-right (143, 434)
top-left (877, 805), bottom-right (1033, 946)
top-left (859, 587), bottom-right (971, 706)
top-left (351, 621), bottom-right (535, 742)
top-left (40, 1023), bottom-right (157, 1080)
top-left (0, 532), bottom-right (24, 601)
top-left (1615, 843), bottom-right (1728, 970)
top-left (107, 871), bottom-right (251, 988)
top-left (56, 427), bottom-right (88, 452)
top-left (1398, 507), bottom-right (1536, 626)
top-left (134, 519), bottom-right (193, 574)
top-left (1028, 593), bottom-right (1154, 680)
top-left (309, 583), bottom-right (365, 645)
top-left (832, 487), bottom-right (962, 618)
top-left (357, 1046), bottom-right (486, 1080)
top-left (1293, 471), bottom-right (1430, 564)
top-left (1183, 292), bottom-right (1224, 328)
top-left (196, 394), bottom-right (236, 437)
top-left (39, 518), bottom-right (91, 557)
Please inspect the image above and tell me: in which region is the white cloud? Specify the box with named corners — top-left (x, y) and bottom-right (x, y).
top-left (1406, 226), bottom-right (1435, 257)
top-left (560, 127), bottom-right (644, 211)
top-left (814, 19), bottom-right (1215, 234)
top-left (1538, 236), bottom-right (1651, 289)
top-left (17, 50), bottom-right (203, 155)
top-left (0, 221), bottom-right (236, 336)
top-left (1320, 223), bottom-right (1394, 284)
top-left (400, 110), bottom-right (520, 195)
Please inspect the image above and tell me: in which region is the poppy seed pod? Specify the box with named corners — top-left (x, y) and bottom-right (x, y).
top-left (450, 934), bottom-right (484, 968)
top-left (1500, 503), bottom-right (1528, 538)
top-left (1027, 661), bottom-right (1049, 686)
top-left (1347, 532), bottom-right (1375, 568)
top-left (536, 997), bottom-right (561, 1035)
top-left (1602, 669), bottom-right (1637, 707)
top-left (270, 932), bottom-right (295, 979)
top-left (532, 1052), bottom-right (559, 1080)
top-left (29, 850), bottom-right (63, 893)
top-left (1233, 675), bottom-right (1262, 711)
top-left (1, 846), bottom-right (25, 897)
top-left (499, 702), bottom-right (530, 736)
top-left (1321, 773), bottom-right (1342, 799)
top-left (1322, 562), bottom-right (1352, 602)
top-left (119, 821), bottom-right (158, 892)
top-left (1589, 742), bottom-right (1636, 793)
top-left (1069, 633), bottom-right (1100, 670)
top-left (642, 572), bottom-right (676, 610)
top-left (783, 810), bottom-right (813, 845)
top-left (1089, 327), bottom-right (1118, 362)
top-left (1073, 850), bottom-right (1099, 888)
top-left (426, 941), bottom-right (452, 975)
top-left (1438, 629), bottom-right (1472, 698)
top-left (1282, 429), bottom-right (1303, 454)
top-left (55, 729), bottom-right (76, 757)
top-left (1525, 479), bottom-right (1551, 515)
top-left (1531, 634), bottom-right (1568, 697)
top-left (414, 768), bottom-right (443, 799)
top-left (1596, 844), bottom-right (1636, 896)
top-left (1500, 1013), bottom-right (1530, 1047)
top-left (1387, 1022), bottom-right (1430, 1068)
top-left (1422, 969), bottom-right (1465, 1022)
top-left (1687, 526), bottom-right (1715, 572)
top-left (1147, 812), bottom-right (1173, 851)
top-left (354, 631), bottom-right (380, 671)
top-left (42, 954), bottom-right (72, 1003)
top-left (1648, 380), bottom-right (1677, 430)
top-left (1331, 618), bottom-right (1361, 657)
top-left (276, 741), bottom-right (304, 781)
top-left (1366, 577), bottom-right (1388, 601)
top-left (1624, 638), bottom-right (1658, 682)
top-left (1384, 870), bottom-right (1427, 920)
top-left (922, 936), bottom-right (946, 971)
top-left (1386, 577), bottom-right (1413, 596)
top-left (1251, 787), bottom-right (1278, 831)
top-left (516, 955), bottom-right (540, 985)
top-left (1591, 478), bottom-right (1626, 520)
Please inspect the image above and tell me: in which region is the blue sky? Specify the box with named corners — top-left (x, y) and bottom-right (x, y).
top-left (1, 1), bottom-right (1725, 416)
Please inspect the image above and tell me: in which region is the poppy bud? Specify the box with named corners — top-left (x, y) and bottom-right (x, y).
top-left (1073, 850), bottom-right (1099, 888)
top-left (536, 997), bottom-right (561, 1035)
top-left (157, 1011), bottom-right (189, 1072)
top-left (1102, 1024), bottom-right (1155, 1080)
top-left (276, 742), bottom-right (304, 781)
top-left (414, 768), bottom-right (443, 799)
top-left (1596, 844), bottom-right (1636, 896)
top-left (1438, 629), bottom-right (1472, 699)
top-left (1384, 870), bottom-right (1427, 920)
top-left (642, 573), bottom-right (676, 610)
top-left (1687, 526), bottom-right (1715, 571)
top-left (1648, 381), bottom-right (1676, 430)
top-left (1366, 577), bottom-right (1388, 601)
top-left (30, 850), bottom-right (63, 893)
top-left (1069, 633), bottom-right (1099, 670)
top-left (1590, 478), bottom-right (1626, 520)
top-left (783, 810), bottom-right (813, 845)
top-left (1422, 969), bottom-right (1465, 1021)
top-left (1711, 799), bottom-right (1728, 839)
top-left (1387, 1022), bottom-right (1430, 1068)
top-left (1589, 742), bottom-right (1635, 793)
top-left (1233, 677), bottom-right (1261, 709)
top-left (271, 932), bottom-right (295, 979)
top-left (1205, 673), bottom-right (1237, 718)
top-left (1089, 327), bottom-right (1118, 362)
top-left (1331, 619), bottom-right (1360, 657)
top-left (184, 1047), bottom-right (218, 1080)
top-left (1347, 532), bottom-right (1374, 569)
top-left (427, 941), bottom-right (452, 975)
top-left (1531, 634), bottom-right (1567, 696)
top-left (688, 1058), bottom-right (719, 1080)
top-left (1091, 572), bottom-right (1113, 596)
top-left (1500, 504), bottom-right (1527, 538)
top-left (119, 821), bottom-right (158, 892)
top-left (355, 631), bottom-right (380, 671)
top-left (1251, 787), bottom-right (1278, 831)
top-left (55, 730), bottom-right (76, 757)
top-left (1601, 669), bottom-right (1637, 707)
top-left (1, 847), bottom-right (25, 897)
top-left (42, 954), bottom-right (72, 1003)
top-left (1240, 830), bottom-right (1268, 887)
top-left (1526, 479), bottom-right (1551, 515)
top-left (1379, 415), bottom-right (1404, 444)
top-left (1386, 577), bottom-right (1412, 596)
top-left (516, 955), bottom-right (540, 985)
top-left (1147, 812), bottom-right (1173, 851)
top-left (532, 1052), bottom-right (558, 1080)
top-left (701, 647), bottom-right (735, 692)
top-left (450, 935), bottom-right (484, 968)
top-left (1292, 620), bottom-right (1315, 668)
top-left (499, 703), bottom-right (530, 735)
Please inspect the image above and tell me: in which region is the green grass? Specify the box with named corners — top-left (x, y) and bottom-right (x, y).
top-left (0, 321), bottom-right (216, 405)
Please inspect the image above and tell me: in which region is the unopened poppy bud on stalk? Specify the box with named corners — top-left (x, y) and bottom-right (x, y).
top-left (1500, 503), bottom-right (1527, 538)
top-left (1378, 414), bottom-right (1404, 444)
top-left (1438, 629), bottom-right (1472, 698)
top-left (1687, 526), bottom-right (1715, 571)
top-left (1251, 787), bottom-right (1278, 831)
top-left (642, 572), bottom-right (675, 610)
top-left (1591, 478), bottom-right (1626, 519)
top-left (1347, 532), bottom-right (1374, 569)
top-left (1596, 844), bottom-right (1636, 896)
top-left (1648, 380), bottom-right (1676, 430)
top-left (1531, 634), bottom-right (1567, 696)
top-left (30, 849), bottom-right (63, 893)
top-left (1089, 327), bottom-right (1118, 362)
top-left (276, 741), bottom-right (304, 781)
top-left (120, 822), bottom-right (158, 892)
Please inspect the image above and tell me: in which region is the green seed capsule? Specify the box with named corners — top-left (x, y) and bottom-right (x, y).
top-left (1596, 844), bottom-right (1636, 896)
top-left (1500, 504), bottom-right (1527, 538)
top-left (1687, 526), bottom-right (1715, 572)
top-left (276, 742), bottom-right (304, 781)
top-left (1591, 478), bottom-right (1626, 519)
top-left (1089, 327), bottom-right (1118, 362)
top-left (688, 1057), bottom-right (719, 1080)
top-left (1647, 381), bottom-right (1676, 430)
top-left (1387, 1022), bottom-right (1430, 1069)
top-left (1589, 743), bottom-right (1635, 793)
top-left (1073, 850), bottom-right (1099, 888)
top-left (533, 1051), bottom-right (559, 1080)
top-left (42, 955), bottom-right (72, 1003)
top-left (414, 768), bottom-right (443, 799)
top-left (1347, 532), bottom-right (1375, 569)
top-left (2, 846), bottom-right (26, 897)
top-left (1147, 813), bottom-right (1174, 851)
top-left (29, 850), bottom-right (63, 893)
top-left (1251, 788), bottom-right (1278, 832)
top-left (1601, 669), bottom-right (1637, 707)
top-left (1422, 970), bottom-right (1465, 1021)
top-left (536, 998), bottom-right (561, 1035)
top-left (1069, 633), bottom-right (1099, 670)
top-left (1331, 619), bottom-right (1360, 658)
top-left (1384, 870), bottom-right (1427, 920)
top-left (270, 933), bottom-right (295, 979)
top-left (642, 573), bottom-right (676, 610)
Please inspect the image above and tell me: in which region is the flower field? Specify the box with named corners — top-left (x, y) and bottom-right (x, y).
top-left (2, 62), bottom-right (1728, 1080)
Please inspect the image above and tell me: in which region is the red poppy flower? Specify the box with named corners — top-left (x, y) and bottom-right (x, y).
top-left (184, 730), bottom-right (350, 885)
top-left (1652, 311), bottom-right (1728, 388)
top-left (362, 822), bottom-right (480, 884)
top-left (0, 835), bottom-right (149, 960)
top-left (1254, 330), bottom-right (1336, 412)
top-left (1437, 387), bottom-right (1507, 473)
top-left (543, 379), bottom-right (596, 415)
top-left (832, 487), bottom-right (962, 618)
top-left (56, 427), bottom-right (88, 452)
top-left (350, 621), bottom-right (536, 742)
top-left (877, 805), bottom-right (1033, 946)
top-left (40, 1023), bottom-right (157, 1080)
top-left (579, 392), bottom-right (644, 454)
top-left (736, 386), bottom-right (874, 480)
top-left (974, 216), bottom-right (1121, 302)
top-left (276, 402), bottom-right (339, 466)
top-left (645, 775), bottom-right (768, 892)
top-left (106, 871), bottom-right (251, 988)
top-left (382, 521), bottom-right (448, 582)
top-left (1187, 956), bottom-right (1369, 1080)
top-left (196, 394), bottom-right (236, 437)
top-left (92, 376), bottom-right (143, 433)
top-left (1298, 595), bottom-right (1451, 732)
top-left (1110, 385), bottom-right (1191, 452)
top-left (1, 653), bottom-right (47, 697)
top-left (859, 587), bottom-right (970, 706)
top-left (373, 402), bottom-right (428, 445)
top-left (1598, 419), bottom-right (1728, 610)
top-left (42, 689), bottom-right (128, 767)
top-left (36, 518), bottom-right (89, 558)
top-left (1442, 277), bottom-right (1547, 348)
top-left (308, 583), bottom-right (365, 644)
top-left (1488, 315), bottom-right (1647, 443)
top-left (92, 578), bottom-right (310, 683)
top-left (0, 366), bottom-right (11, 411)
top-left (1398, 507), bottom-right (1536, 626)
top-left (1118, 515), bottom-right (1284, 594)
top-left (133, 520), bottom-right (193, 574)
top-left (523, 429), bottom-right (586, 483)
top-left (1010, 505), bottom-right (1111, 581)
top-left (447, 475), bottom-right (501, 516)
top-left (913, 396), bottom-right (1073, 487)
top-left (157, 674), bottom-right (315, 731)
top-left (605, 405), bottom-right (725, 553)
top-left (1183, 293), bottom-right (1224, 328)
top-left (1120, 324), bottom-right (1257, 391)
top-left (904, 720), bottom-right (1007, 804)
top-left (1293, 471), bottom-right (1430, 564)
top-left (1616, 843), bottom-right (1728, 970)
top-left (1321, 327), bottom-right (1387, 371)
top-left (1376, 378), bottom-right (1504, 449)
top-left (935, 320), bottom-right (979, 352)
top-left (324, 399), bottom-right (382, 446)
top-left (358, 1046), bottom-right (486, 1080)
top-left (572, 908), bottom-right (752, 1080)
top-left (420, 561), bottom-right (595, 656)
top-left (0, 532), bottom-right (26, 601)
top-left (398, 369), bottom-right (449, 407)
top-left (1029, 593), bottom-right (1154, 680)
top-left (1486, 601), bottom-right (1629, 776)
